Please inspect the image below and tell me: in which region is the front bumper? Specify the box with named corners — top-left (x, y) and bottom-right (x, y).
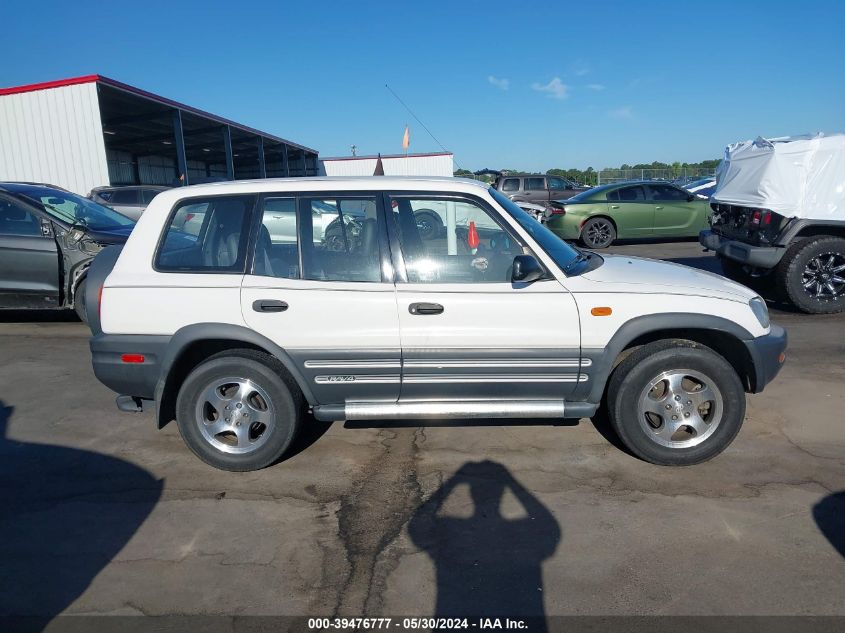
top-left (699, 229), bottom-right (785, 269)
top-left (742, 324), bottom-right (787, 393)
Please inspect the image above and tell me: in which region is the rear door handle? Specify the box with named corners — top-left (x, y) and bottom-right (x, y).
top-left (655, 206), bottom-right (663, 209)
top-left (409, 302), bottom-right (444, 315)
top-left (610, 205), bottom-right (620, 209)
top-left (252, 299), bottom-right (288, 313)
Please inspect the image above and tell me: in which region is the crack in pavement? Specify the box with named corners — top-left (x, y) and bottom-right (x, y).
top-left (329, 427), bottom-right (425, 616)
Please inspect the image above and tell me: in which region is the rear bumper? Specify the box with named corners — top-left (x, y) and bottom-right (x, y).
top-left (90, 334), bottom-right (170, 400)
top-left (699, 229), bottom-right (785, 269)
top-left (743, 325), bottom-right (788, 393)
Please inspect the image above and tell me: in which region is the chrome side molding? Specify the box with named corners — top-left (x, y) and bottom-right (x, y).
top-left (344, 399), bottom-right (567, 420)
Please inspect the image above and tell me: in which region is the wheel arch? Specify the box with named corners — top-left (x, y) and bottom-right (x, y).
top-left (155, 323), bottom-right (316, 429)
top-left (581, 313), bottom-right (757, 403)
top-left (581, 214), bottom-right (618, 231)
top-left (781, 220), bottom-right (845, 245)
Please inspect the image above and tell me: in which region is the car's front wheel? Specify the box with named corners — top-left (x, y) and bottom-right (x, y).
top-left (73, 278), bottom-right (88, 323)
top-left (607, 340), bottom-right (746, 465)
top-left (580, 217), bottom-right (616, 249)
top-left (175, 350), bottom-right (302, 471)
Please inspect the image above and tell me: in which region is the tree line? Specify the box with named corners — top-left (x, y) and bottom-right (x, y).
top-left (455, 159), bottom-right (720, 185)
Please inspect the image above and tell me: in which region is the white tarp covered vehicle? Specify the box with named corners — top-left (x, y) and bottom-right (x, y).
top-left (701, 133), bottom-right (845, 314)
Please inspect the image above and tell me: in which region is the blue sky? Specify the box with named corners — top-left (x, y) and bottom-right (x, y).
top-left (3, 0), bottom-right (844, 172)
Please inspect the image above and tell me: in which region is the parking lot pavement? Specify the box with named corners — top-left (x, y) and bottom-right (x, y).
top-left (1, 240), bottom-right (843, 622)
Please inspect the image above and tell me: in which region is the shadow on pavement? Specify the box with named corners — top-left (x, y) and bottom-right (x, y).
top-left (0, 309), bottom-right (80, 324)
top-left (0, 400), bottom-right (163, 629)
top-left (813, 491), bottom-right (845, 558)
top-left (409, 460), bottom-right (560, 630)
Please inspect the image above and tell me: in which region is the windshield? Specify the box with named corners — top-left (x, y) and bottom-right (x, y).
top-left (5, 184), bottom-right (134, 231)
top-left (489, 188), bottom-right (580, 272)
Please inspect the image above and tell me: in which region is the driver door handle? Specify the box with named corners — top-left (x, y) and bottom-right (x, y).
top-left (610, 205), bottom-right (620, 209)
top-left (409, 302), bottom-right (444, 315)
top-left (655, 206), bottom-right (664, 209)
top-left (252, 299), bottom-right (288, 313)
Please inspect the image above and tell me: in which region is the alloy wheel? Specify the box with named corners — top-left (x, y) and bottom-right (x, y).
top-left (195, 377), bottom-right (276, 454)
top-left (802, 252), bottom-right (845, 300)
top-left (586, 220), bottom-right (613, 247)
top-left (637, 369), bottom-right (724, 448)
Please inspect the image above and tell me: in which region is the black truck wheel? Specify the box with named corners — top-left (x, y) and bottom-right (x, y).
top-left (776, 237), bottom-right (845, 314)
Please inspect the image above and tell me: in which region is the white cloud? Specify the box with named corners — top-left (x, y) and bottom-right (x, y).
top-left (587, 83), bottom-right (605, 91)
top-left (572, 60), bottom-right (591, 76)
top-left (487, 75), bottom-right (509, 91)
top-left (609, 106), bottom-right (634, 119)
top-left (531, 77), bottom-right (569, 100)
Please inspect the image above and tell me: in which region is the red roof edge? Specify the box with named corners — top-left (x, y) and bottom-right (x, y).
top-left (0, 74), bottom-right (101, 97)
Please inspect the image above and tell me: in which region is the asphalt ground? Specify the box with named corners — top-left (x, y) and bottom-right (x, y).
top-left (0, 238), bottom-right (843, 630)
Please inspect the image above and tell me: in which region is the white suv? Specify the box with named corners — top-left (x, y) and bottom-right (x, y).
top-left (87, 177), bottom-right (787, 471)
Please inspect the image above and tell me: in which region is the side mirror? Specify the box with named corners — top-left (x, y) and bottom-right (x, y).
top-left (687, 193), bottom-right (695, 202)
top-left (511, 254), bottom-right (545, 283)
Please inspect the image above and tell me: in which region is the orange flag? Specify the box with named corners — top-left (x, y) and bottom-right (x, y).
top-left (402, 126), bottom-right (410, 150)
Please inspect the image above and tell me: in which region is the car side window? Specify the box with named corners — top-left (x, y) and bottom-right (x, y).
top-left (253, 197), bottom-right (299, 279)
top-left (389, 195), bottom-right (524, 284)
top-left (547, 177), bottom-right (566, 189)
top-left (617, 186), bottom-right (646, 201)
top-left (299, 197), bottom-right (381, 283)
top-left (502, 178), bottom-right (520, 192)
top-left (142, 189), bottom-right (159, 204)
top-left (156, 195), bottom-right (255, 272)
top-left (524, 177), bottom-right (545, 191)
top-left (648, 185), bottom-right (688, 201)
top-left (110, 189), bottom-right (139, 205)
top-left (0, 196), bottom-right (42, 236)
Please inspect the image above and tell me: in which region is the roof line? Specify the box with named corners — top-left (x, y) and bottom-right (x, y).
top-left (0, 74), bottom-right (101, 96)
top-left (321, 151), bottom-right (454, 161)
top-left (0, 74), bottom-right (318, 155)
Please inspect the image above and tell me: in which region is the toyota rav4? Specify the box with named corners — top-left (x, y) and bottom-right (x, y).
top-left (87, 177), bottom-right (787, 471)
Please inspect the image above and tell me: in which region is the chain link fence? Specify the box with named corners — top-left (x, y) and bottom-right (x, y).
top-left (597, 168), bottom-right (716, 185)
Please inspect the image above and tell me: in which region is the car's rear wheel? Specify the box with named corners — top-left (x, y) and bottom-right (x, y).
top-left (776, 237), bottom-right (845, 314)
top-left (607, 340), bottom-right (745, 466)
top-left (175, 350), bottom-right (302, 471)
top-left (580, 217), bottom-right (616, 249)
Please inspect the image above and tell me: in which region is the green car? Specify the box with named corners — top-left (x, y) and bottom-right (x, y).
top-left (546, 181), bottom-right (712, 248)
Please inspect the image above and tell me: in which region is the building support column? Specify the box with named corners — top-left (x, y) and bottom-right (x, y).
top-left (257, 136), bottom-right (267, 179)
top-left (281, 143), bottom-right (290, 177)
top-left (223, 125), bottom-right (234, 180)
top-left (173, 110), bottom-right (189, 186)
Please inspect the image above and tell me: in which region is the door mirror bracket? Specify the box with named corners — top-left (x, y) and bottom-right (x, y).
top-left (511, 254), bottom-right (546, 283)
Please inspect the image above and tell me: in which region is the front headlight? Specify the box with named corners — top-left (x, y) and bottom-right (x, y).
top-left (749, 296), bottom-right (770, 328)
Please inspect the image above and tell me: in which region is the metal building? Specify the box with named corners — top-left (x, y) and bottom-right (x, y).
top-left (0, 75), bottom-right (318, 195)
top-left (320, 152), bottom-right (454, 177)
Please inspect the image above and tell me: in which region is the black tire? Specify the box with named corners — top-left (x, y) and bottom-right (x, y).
top-left (580, 217), bottom-right (616, 249)
top-left (414, 209), bottom-right (443, 240)
top-left (606, 340), bottom-right (746, 466)
top-left (175, 350), bottom-right (303, 471)
top-left (717, 256), bottom-right (774, 297)
top-left (775, 236), bottom-right (845, 314)
top-left (73, 278), bottom-right (88, 323)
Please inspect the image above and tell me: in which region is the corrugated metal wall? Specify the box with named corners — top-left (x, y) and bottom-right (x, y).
top-left (321, 154), bottom-right (453, 177)
top-left (0, 83), bottom-right (109, 195)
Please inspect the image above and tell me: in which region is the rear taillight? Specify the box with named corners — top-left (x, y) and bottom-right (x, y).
top-left (750, 209), bottom-right (772, 227)
top-left (121, 354), bottom-right (145, 364)
top-left (549, 206), bottom-right (566, 216)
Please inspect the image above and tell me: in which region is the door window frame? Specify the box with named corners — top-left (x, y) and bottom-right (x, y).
top-left (383, 190), bottom-right (531, 285)
top-left (248, 190), bottom-right (393, 283)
